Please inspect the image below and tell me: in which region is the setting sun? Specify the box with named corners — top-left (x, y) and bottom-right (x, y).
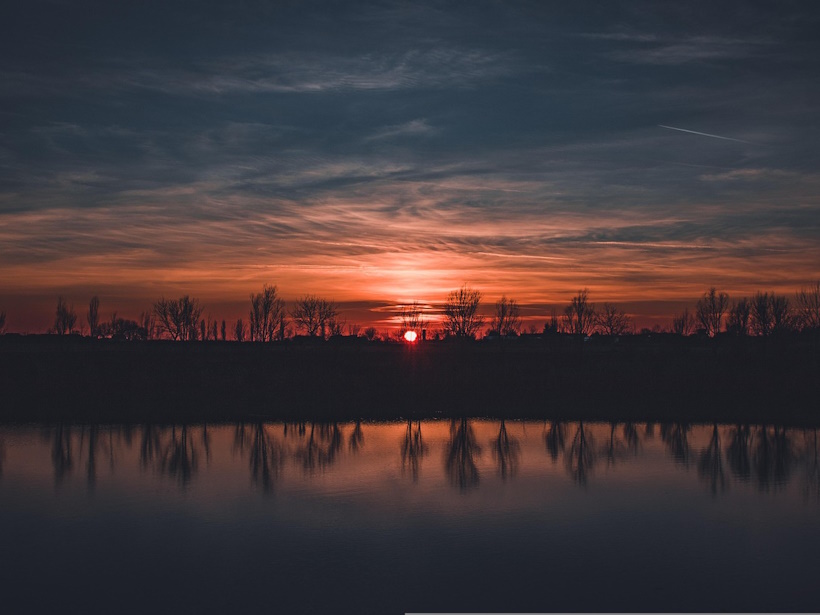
top-left (403, 330), bottom-right (418, 343)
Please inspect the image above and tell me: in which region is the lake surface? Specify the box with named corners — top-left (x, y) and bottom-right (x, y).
top-left (2, 420), bottom-right (819, 613)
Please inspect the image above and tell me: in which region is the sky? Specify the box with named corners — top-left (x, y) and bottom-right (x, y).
top-left (1, 0), bottom-right (819, 332)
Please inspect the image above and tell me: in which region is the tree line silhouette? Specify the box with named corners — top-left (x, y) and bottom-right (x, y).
top-left (5, 280), bottom-right (818, 341)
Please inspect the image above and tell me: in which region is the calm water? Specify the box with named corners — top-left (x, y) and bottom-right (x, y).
top-left (1, 420), bottom-right (819, 613)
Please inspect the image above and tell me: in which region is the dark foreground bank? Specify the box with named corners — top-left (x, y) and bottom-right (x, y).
top-left (1, 334), bottom-right (818, 425)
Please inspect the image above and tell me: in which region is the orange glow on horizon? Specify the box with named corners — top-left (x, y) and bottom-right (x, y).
top-left (1, 200), bottom-right (818, 334)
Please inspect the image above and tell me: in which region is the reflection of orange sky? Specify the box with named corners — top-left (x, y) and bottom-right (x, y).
top-left (1, 200), bottom-right (818, 332)
top-left (3, 422), bottom-right (812, 511)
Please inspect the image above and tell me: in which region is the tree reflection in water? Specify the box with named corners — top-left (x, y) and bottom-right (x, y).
top-left (401, 420), bottom-right (427, 482)
top-left (160, 425), bottom-right (198, 487)
top-left (602, 422), bottom-right (627, 468)
top-left (544, 421), bottom-right (565, 463)
top-left (752, 425), bottom-right (792, 491)
top-left (51, 423), bottom-right (73, 485)
top-left (19, 420), bottom-right (820, 497)
top-left (660, 422), bottom-right (691, 467)
top-left (233, 422), bottom-right (250, 455)
top-left (726, 424), bottom-right (752, 482)
top-left (491, 420), bottom-right (520, 480)
top-left (248, 423), bottom-right (284, 491)
top-left (296, 422), bottom-right (343, 473)
top-left (139, 424), bottom-right (163, 470)
top-left (801, 428), bottom-right (819, 502)
top-left (78, 424), bottom-right (114, 489)
top-left (566, 421), bottom-right (595, 486)
top-left (284, 421), bottom-right (307, 439)
top-left (623, 422), bottom-right (641, 454)
top-left (698, 423), bottom-right (727, 495)
top-left (445, 418), bottom-right (481, 491)
top-left (202, 423), bottom-right (211, 465)
top-left (349, 420), bottom-right (364, 453)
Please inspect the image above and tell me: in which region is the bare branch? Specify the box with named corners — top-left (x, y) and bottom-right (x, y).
top-left (443, 285), bottom-right (484, 338)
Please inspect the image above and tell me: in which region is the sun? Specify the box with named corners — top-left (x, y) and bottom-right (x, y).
top-left (403, 330), bottom-right (418, 343)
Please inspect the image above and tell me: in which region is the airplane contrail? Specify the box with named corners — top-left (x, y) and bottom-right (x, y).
top-left (658, 124), bottom-right (752, 144)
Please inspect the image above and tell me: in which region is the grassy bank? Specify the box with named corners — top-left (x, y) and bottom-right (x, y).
top-left (1, 334), bottom-right (818, 425)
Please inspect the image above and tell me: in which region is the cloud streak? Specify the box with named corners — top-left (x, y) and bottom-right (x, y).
top-left (658, 125), bottom-right (753, 144)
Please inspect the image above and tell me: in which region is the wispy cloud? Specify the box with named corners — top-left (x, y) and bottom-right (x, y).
top-left (364, 119), bottom-right (437, 141)
top-left (698, 168), bottom-right (798, 182)
top-left (1, 48), bottom-right (520, 99)
top-left (596, 34), bottom-right (771, 65)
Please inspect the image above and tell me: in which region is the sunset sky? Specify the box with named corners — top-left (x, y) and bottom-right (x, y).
top-left (2, 1), bottom-right (819, 332)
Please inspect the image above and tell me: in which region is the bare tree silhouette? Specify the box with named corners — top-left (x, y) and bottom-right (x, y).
top-left (139, 309), bottom-right (155, 339)
top-left (249, 285), bottom-right (287, 342)
top-left (795, 281), bottom-right (820, 330)
top-left (751, 292), bottom-right (774, 336)
top-left (54, 296), bottom-right (77, 335)
top-left (566, 421), bottom-right (595, 486)
top-left (544, 421), bottom-right (565, 463)
top-left (153, 296), bottom-right (203, 341)
top-left (292, 295), bottom-right (338, 338)
top-left (490, 296), bottom-right (522, 336)
top-left (87, 296), bottom-right (100, 338)
top-left (326, 314), bottom-right (345, 337)
top-left (671, 308), bottom-right (695, 336)
top-left (563, 289), bottom-right (596, 336)
top-left (103, 313), bottom-right (149, 340)
top-left (491, 420), bottom-right (520, 479)
top-left (234, 318), bottom-right (246, 342)
top-left (445, 418), bottom-right (482, 490)
top-left (726, 298), bottom-right (751, 336)
top-left (400, 302), bottom-right (427, 338)
top-left (596, 303), bottom-right (632, 336)
top-left (0, 310), bottom-right (6, 335)
top-left (697, 423), bottom-right (727, 495)
top-left (443, 285), bottom-right (484, 338)
top-left (696, 288), bottom-right (729, 337)
top-left (401, 420), bottom-right (428, 482)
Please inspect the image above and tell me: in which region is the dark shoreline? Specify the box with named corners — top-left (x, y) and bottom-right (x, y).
top-left (2, 334), bottom-right (818, 426)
